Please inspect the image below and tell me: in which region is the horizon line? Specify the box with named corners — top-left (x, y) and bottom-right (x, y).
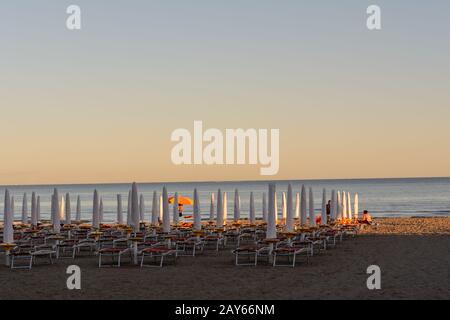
top-left (1, 175), bottom-right (449, 189)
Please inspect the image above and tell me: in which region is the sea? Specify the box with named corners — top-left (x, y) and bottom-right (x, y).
top-left (1, 177), bottom-right (449, 222)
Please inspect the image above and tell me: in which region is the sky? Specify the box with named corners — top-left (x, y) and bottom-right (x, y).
top-left (1, 0), bottom-right (449, 185)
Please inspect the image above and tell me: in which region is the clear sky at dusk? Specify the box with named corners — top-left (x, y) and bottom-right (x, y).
top-left (1, 0), bottom-right (449, 185)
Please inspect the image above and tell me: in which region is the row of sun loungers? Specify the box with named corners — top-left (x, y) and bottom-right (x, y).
top-left (1, 222), bottom-right (360, 269)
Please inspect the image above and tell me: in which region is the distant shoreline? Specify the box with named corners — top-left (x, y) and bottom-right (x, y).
top-left (2, 176), bottom-right (450, 188)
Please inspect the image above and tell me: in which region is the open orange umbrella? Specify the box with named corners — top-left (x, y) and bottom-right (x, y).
top-left (168, 196), bottom-right (193, 206)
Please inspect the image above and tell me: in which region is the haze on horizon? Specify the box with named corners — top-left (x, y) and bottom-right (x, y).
top-left (1, 0), bottom-right (449, 185)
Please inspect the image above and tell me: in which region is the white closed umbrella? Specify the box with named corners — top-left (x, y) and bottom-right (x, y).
top-left (282, 192), bottom-right (287, 222)
top-left (249, 192), bottom-right (256, 224)
top-left (193, 189), bottom-right (201, 231)
top-left (216, 189), bottom-right (224, 228)
top-left (3, 189), bottom-right (14, 244)
top-left (172, 192), bottom-right (179, 225)
top-left (295, 193), bottom-right (300, 219)
top-left (286, 184), bottom-right (294, 232)
top-left (274, 191), bottom-right (278, 225)
top-left (36, 196), bottom-right (41, 222)
top-left (354, 194), bottom-right (359, 220)
top-left (347, 192), bottom-right (352, 220)
top-left (31, 192), bottom-right (38, 227)
top-left (262, 192), bottom-right (268, 222)
top-left (131, 183), bottom-right (140, 265)
top-left (223, 192), bottom-right (228, 226)
top-left (10, 196), bottom-right (15, 220)
top-left (92, 190), bottom-right (100, 229)
top-left (151, 191), bottom-right (159, 225)
top-left (139, 194), bottom-right (145, 222)
top-left (309, 188), bottom-right (316, 227)
top-left (266, 184), bottom-right (277, 239)
top-left (53, 189), bottom-right (61, 233)
top-left (60, 195), bottom-right (65, 221)
top-left (117, 194), bottom-right (123, 224)
top-left (162, 187), bottom-right (170, 233)
top-left (22, 193), bottom-right (28, 224)
top-left (337, 191), bottom-right (342, 220)
top-left (342, 192), bottom-right (347, 220)
top-left (330, 190), bottom-right (336, 221)
top-left (76, 196), bottom-right (81, 222)
top-left (99, 198), bottom-right (104, 224)
top-left (159, 195), bottom-right (163, 221)
top-left (55, 195), bottom-right (62, 233)
top-left (321, 189), bottom-right (327, 225)
top-left (65, 193), bottom-right (71, 225)
top-left (209, 193), bottom-right (215, 221)
top-left (233, 189), bottom-right (240, 222)
top-left (300, 185), bottom-right (307, 226)
top-left (127, 190), bottom-right (132, 226)
top-left (131, 183), bottom-right (140, 232)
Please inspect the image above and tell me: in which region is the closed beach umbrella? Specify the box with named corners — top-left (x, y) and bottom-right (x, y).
top-left (321, 189), bottom-right (327, 225)
top-left (274, 191), bottom-right (278, 225)
top-left (262, 192), bottom-right (268, 222)
top-left (131, 183), bottom-right (140, 232)
top-left (76, 196), bottom-right (81, 222)
top-left (59, 196), bottom-right (65, 221)
top-left (300, 185), bottom-right (307, 226)
top-left (117, 194), bottom-right (123, 224)
top-left (216, 189), bottom-right (224, 227)
top-left (65, 193), bottom-right (71, 225)
top-left (54, 195), bottom-right (61, 233)
top-left (223, 192), bottom-right (228, 226)
top-left (22, 193), bottom-right (28, 224)
top-left (342, 192), bottom-right (347, 220)
top-left (151, 191), bottom-right (159, 225)
top-left (3, 190), bottom-right (14, 244)
top-left (92, 190), bottom-right (100, 229)
top-left (347, 192), bottom-right (352, 220)
top-left (309, 188), bottom-right (316, 227)
top-left (354, 194), bottom-right (359, 220)
top-left (31, 192), bottom-right (37, 227)
top-left (60, 195), bottom-right (65, 221)
top-left (337, 191), bottom-right (342, 220)
top-left (330, 190), bottom-right (336, 220)
top-left (10, 196), bottom-right (15, 221)
top-left (233, 189), bottom-right (240, 222)
top-left (295, 193), bottom-right (300, 219)
top-left (139, 194), bottom-right (145, 222)
top-left (266, 184), bottom-right (277, 239)
top-left (162, 187), bottom-right (170, 233)
top-left (37, 196), bottom-right (41, 222)
top-left (282, 192), bottom-right (287, 222)
top-left (99, 198), bottom-right (104, 224)
top-left (127, 190), bottom-right (132, 226)
top-left (249, 192), bottom-right (256, 224)
top-left (172, 192), bottom-right (179, 225)
top-left (286, 184), bottom-right (294, 232)
top-left (159, 195), bottom-right (163, 221)
top-left (193, 189), bottom-right (201, 231)
top-left (52, 189), bottom-right (61, 233)
top-left (209, 193), bottom-right (215, 221)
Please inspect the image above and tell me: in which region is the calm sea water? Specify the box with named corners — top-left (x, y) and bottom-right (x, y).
top-left (1, 178), bottom-right (449, 222)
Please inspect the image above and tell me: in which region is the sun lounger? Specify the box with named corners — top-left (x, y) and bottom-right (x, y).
top-left (98, 239), bottom-right (133, 268)
top-left (140, 247), bottom-right (177, 268)
top-left (175, 237), bottom-right (205, 257)
top-left (272, 246), bottom-right (309, 267)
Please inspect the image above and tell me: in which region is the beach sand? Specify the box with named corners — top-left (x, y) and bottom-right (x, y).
top-left (1, 217), bottom-right (449, 300)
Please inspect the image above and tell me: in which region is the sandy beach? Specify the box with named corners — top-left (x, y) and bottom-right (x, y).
top-left (1, 217), bottom-right (449, 300)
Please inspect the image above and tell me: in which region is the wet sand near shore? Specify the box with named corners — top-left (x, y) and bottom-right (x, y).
top-left (1, 217), bottom-right (449, 300)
